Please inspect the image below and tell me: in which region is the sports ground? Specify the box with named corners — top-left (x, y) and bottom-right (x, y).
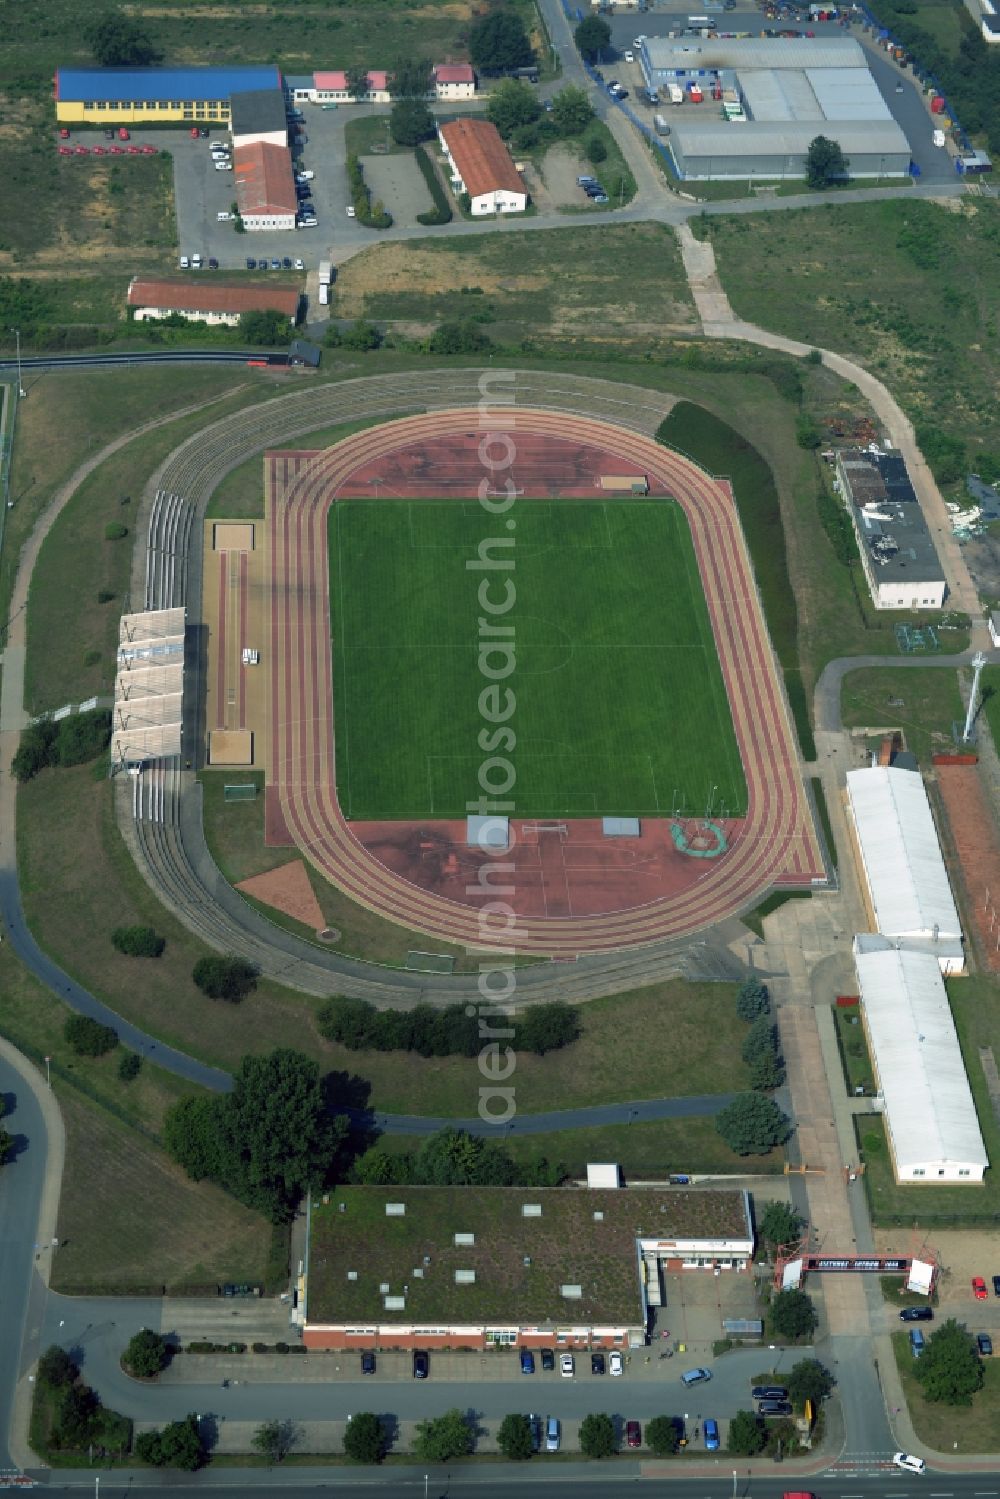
top-left (329, 499), bottom-right (747, 822)
top-left (250, 407), bottom-right (824, 956)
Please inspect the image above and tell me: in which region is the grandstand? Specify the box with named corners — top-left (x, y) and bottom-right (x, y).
top-left (113, 607), bottom-right (185, 768)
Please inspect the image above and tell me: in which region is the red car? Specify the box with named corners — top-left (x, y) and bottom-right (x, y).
top-left (974, 1277), bottom-right (988, 1301)
top-left (626, 1420), bottom-right (641, 1448)
top-left (91, 145), bottom-right (107, 155)
top-left (189, 126), bottom-right (200, 138)
top-left (110, 145), bottom-right (125, 154)
top-left (74, 144), bottom-right (89, 155)
top-left (118, 127), bottom-right (130, 140)
top-left (59, 127), bottom-right (70, 139)
top-left (57, 145), bottom-right (72, 155)
top-left (127, 144), bottom-right (141, 154)
top-left (141, 143), bottom-right (156, 154)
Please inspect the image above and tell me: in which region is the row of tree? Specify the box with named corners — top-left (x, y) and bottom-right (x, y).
top-left (318, 994), bottom-right (580, 1058)
top-left (11, 708), bottom-right (111, 783)
top-left (33, 1346), bottom-right (131, 1458)
top-left (351, 1125), bottom-right (565, 1188)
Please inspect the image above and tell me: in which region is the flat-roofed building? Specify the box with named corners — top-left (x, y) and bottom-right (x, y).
top-left (836, 448), bottom-right (946, 610)
top-left (53, 64), bottom-right (281, 125)
top-left (230, 88), bottom-right (288, 149)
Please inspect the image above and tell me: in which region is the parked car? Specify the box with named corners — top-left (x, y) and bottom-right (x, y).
top-left (208, 257), bottom-right (219, 270)
top-left (528, 1414), bottom-right (542, 1451)
top-left (127, 144), bottom-right (141, 154)
top-left (57, 145), bottom-right (72, 155)
top-left (893, 1452), bottom-right (925, 1475)
top-left (296, 169), bottom-right (314, 181)
top-left (245, 256), bottom-right (257, 269)
top-left (281, 256), bottom-right (292, 269)
top-left (215, 160), bottom-right (233, 171)
top-left (346, 205), bottom-right (356, 217)
top-left (900, 1307), bottom-right (933, 1322)
top-left (760, 1386), bottom-right (788, 1400)
top-left (560, 1353), bottom-right (574, 1378)
top-left (118, 127), bottom-right (130, 140)
top-left (577, 175), bottom-right (598, 186)
top-left (74, 145), bottom-right (89, 155)
top-left (104, 128), bottom-right (115, 140)
top-left (293, 257), bottom-right (304, 270)
top-left (217, 210), bottom-right (234, 221)
top-left (141, 144), bottom-right (156, 154)
top-left (759, 1399), bottom-right (793, 1415)
top-left (626, 1420), bottom-right (641, 1448)
top-left (361, 1350), bottom-right (376, 1375)
top-left (412, 1350), bottom-right (429, 1379)
top-left (191, 253), bottom-right (203, 268)
top-left (978, 1333), bottom-right (994, 1357)
top-left (199, 126), bottom-right (210, 136)
top-left (269, 258), bottom-right (281, 270)
top-left (591, 1353), bottom-right (605, 1375)
top-left (541, 1349), bottom-right (555, 1371)
top-left (179, 255), bottom-right (190, 269)
top-left (520, 1350), bottom-right (535, 1375)
top-left (591, 193), bottom-right (609, 203)
top-left (973, 1277), bottom-right (988, 1300)
top-left (59, 127), bottom-right (70, 138)
top-left (909, 1329), bottom-right (925, 1359)
top-left (546, 1416), bottom-right (560, 1452)
top-left (109, 145), bottom-right (125, 154)
top-left (91, 145), bottom-right (107, 155)
top-left (189, 126), bottom-right (200, 138)
top-left (609, 1351), bottom-right (623, 1376)
top-left (993, 1275), bottom-right (1000, 1297)
top-left (703, 1418), bottom-right (720, 1451)
top-left (298, 216), bottom-right (318, 227)
top-left (681, 1367), bottom-right (712, 1386)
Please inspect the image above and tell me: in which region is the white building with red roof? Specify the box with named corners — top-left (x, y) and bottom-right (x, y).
top-left (126, 277), bottom-right (300, 326)
top-left (233, 140), bottom-right (297, 231)
top-left (289, 63), bottom-right (476, 106)
top-left (433, 63), bottom-right (476, 99)
top-left (438, 117), bottom-right (527, 215)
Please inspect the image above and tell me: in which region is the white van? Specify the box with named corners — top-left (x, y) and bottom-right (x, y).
top-left (668, 83), bottom-right (684, 104)
top-left (545, 1416), bottom-right (560, 1452)
top-left (933, 128), bottom-right (946, 147)
top-left (318, 282), bottom-right (329, 305)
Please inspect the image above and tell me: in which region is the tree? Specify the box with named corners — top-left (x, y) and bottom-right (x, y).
top-left (352, 1146), bottom-right (402, 1185)
top-left (390, 97), bottom-right (435, 146)
top-left (84, 9), bottom-right (160, 67)
top-left (252, 1418), bottom-right (299, 1462)
top-left (646, 1414), bottom-right (682, 1456)
top-left (237, 309), bottom-right (292, 347)
top-left (192, 953), bottom-right (259, 1003)
top-left (318, 995), bottom-right (380, 1048)
top-left (748, 1050), bottom-right (785, 1091)
top-left (742, 1017), bottom-right (778, 1063)
top-left (346, 66), bottom-right (371, 101)
top-left (586, 135), bottom-right (608, 165)
top-left (715, 1092), bottom-right (790, 1155)
top-left (391, 57), bottom-right (434, 99)
top-left (787, 1358), bottom-right (835, 1407)
top-left (342, 319), bottom-right (383, 351)
top-left (579, 1412), bottom-right (616, 1458)
top-left (806, 134), bottom-right (847, 189)
top-left (55, 708), bottom-right (111, 764)
top-left (518, 1002), bottom-right (581, 1054)
top-left (112, 924), bottom-right (165, 958)
top-left (575, 14), bottom-right (612, 61)
top-left (343, 1410), bottom-right (386, 1462)
top-left (122, 1328), bottom-right (169, 1378)
top-left (770, 1288), bottom-right (819, 1342)
top-left (469, 10), bottom-right (534, 74)
top-left (36, 1346), bottom-right (78, 1389)
top-left (497, 1412), bottom-right (534, 1460)
top-left (64, 1014), bottom-right (118, 1057)
top-left (757, 1200), bottom-right (803, 1253)
top-left (914, 1319), bottom-right (984, 1405)
top-left (727, 1408), bottom-right (767, 1455)
top-left (118, 1050), bottom-right (143, 1082)
top-left (136, 1414), bottom-right (206, 1470)
top-left (11, 720), bottom-right (58, 782)
top-left (414, 1408), bottom-right (473, 1462)
top-left (551, 85), bottom-right (595, 135)
top-left (428, 320), bottom-right (492, 356)
top-left (163, 1095), bottom-right (226, 1182)
top-left (736, 977), bottom-right (769, 1021)
top-left (487, 78), bottom-right (542, 138)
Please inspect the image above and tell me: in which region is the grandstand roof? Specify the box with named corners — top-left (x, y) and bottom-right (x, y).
top-left (855, 944), bottom-right (988, 1173)
top-left (846, 767), bottom-right (961, 941)
top-left (114, 610), bottom-right (185, 766)
top-left (54, 65), bottom-right (281, 102)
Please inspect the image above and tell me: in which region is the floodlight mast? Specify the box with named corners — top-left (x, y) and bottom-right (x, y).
top-left (962, 651), bottom-right (986, 744)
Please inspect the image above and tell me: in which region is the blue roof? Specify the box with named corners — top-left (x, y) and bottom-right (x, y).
top-left (56, 65), bottom-right (282, 102)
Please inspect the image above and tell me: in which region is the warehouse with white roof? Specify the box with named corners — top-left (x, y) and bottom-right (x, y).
top-left (640, 35), bottom-right (911, 181)
top-left (845, 766), bottom-right (963, 973)
top-left (854, 942), bottom-right (987, 1184)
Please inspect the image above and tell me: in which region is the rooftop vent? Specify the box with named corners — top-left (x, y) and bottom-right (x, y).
top-left (561, 1284), bottom-right (583, 1299)
top-left (347, 1270), bottom-right (358, 1281)
top-left (522, 1204), bottom-right (542, 1218)
top-left (454, 1233), bottom-right (475, 1246)
top-left (455, 1269), bottom-right (476, 1284)
top-left (385, 1203), bottom-right (405, 1216)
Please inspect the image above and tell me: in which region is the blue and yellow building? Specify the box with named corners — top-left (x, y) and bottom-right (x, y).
top-left (53, 65), bottom-right (282, 126)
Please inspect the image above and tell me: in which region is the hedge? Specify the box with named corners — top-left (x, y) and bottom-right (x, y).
top-left (414, 145), bottom-right (453, 225)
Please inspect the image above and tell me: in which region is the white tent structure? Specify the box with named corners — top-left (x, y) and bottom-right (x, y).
top-left (113, 608), bottom-right (185, 767)
top-left (845, 767), bottom-right (963, 973)
top-left (854, 941), bottom-right (987, 1183)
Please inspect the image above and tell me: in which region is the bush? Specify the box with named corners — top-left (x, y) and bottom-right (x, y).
top-left (586, 135), bottom-right (608, 165)
top-left (192, 953), bottom-right (259, 1003)
top-left (318, 995), bottom-right (579, 1058)
top-left (97, 588), bottom-right (116, 603)
top-left (715, 1092), bottom-right (790, 1155)
top-left (11, 719), bottom-right (58, 782)
top-left (428, 319), bottom-right (492, 355)
top-left (112, 924), bottom-right (165, 958)
top-left (342, 319), bottom-right (383, 351)
top-left (117, 1051), bottom-right (143, 1082)
top-left (64, 1014), bottom-right (118, 1057)
top-left (55, 709), bottom-right (112, 767)
top-left (104, 521), bottom-right (128, 541)
top-left (122, 1328), bottom-right (170, 1378)
top-left (37, 1346), bottom-right (79, 1389)
top-left (414, 145), bottom-right (453, 226)
top-left (727, 1408), bottom-right (767, 1455)
top-left (736, 977), bottom-right (769, 1021)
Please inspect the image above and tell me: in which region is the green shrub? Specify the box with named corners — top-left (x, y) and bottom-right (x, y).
top-left (117, 1051), bottom-right (143, 1082)
top-left (192, 953), bottom-right (258, 1002)
top-left (414, 145), bottom-right (453, 226)
top-left (112, 924), bottom-right (165, 958)
top-left (64, 1014), bottom-right (118, 1057)
top-left (104, 521), bottom-right (128, 540)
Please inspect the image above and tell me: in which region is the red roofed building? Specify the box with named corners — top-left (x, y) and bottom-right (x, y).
top-left (233, 141), bottom-right (297, 231)
top-left (438, 117), bottom-right (527, 215)
top-left (290, 63), bottom-right (475, 106)
top-left (126, 277), bottom-right (300, 327)
top-left (433, 63), bottom-right (476, 99)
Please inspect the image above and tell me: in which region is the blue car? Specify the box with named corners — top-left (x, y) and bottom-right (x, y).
top-left (704, 1418), bottom-right (720, 1451)
top-left (520, 1349), bottom-right (535, 1374)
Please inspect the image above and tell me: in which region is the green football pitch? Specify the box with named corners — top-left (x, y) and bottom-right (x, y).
top-left (329, 500), bottom-right (747, 821)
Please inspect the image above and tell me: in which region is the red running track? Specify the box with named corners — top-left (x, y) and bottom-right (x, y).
top-left (263, 409), bottom-right (824, 956)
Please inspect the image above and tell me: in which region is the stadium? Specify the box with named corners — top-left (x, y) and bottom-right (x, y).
top-left (202, 404), bottom-right (824, 957)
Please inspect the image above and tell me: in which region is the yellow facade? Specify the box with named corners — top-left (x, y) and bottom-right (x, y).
top-left (55, 98), bottom-right (231, 125)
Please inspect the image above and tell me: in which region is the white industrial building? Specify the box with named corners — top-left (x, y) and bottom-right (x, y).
top-left (836, 448), bottom-right (946, 610)
top-left (854, 942), bottom-right (987, 1184)
top-left (437, 118), bottom-right (527, 215)
top-left (846, 766), bottom-right (963, 973)
top-left (641, 35), bottom-right (911, 181)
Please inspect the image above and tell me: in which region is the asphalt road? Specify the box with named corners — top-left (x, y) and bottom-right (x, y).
top-left (0, 1057), bottom-right (47, 1472)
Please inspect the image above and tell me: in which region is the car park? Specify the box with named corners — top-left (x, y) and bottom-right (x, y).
top-left (520, 1350), bottom-right (535, 1375)
top-left (591, 1353), bottom-right (605, 1375)
top-left (900, 1307), bottom-right (933, 1322)
top-left (978, 1333), bottom-right (994, 1357)
top-left (412, 1350), bottom-right (429, 1379)
top-left (546, 1416), bottom-right (560, 1452)
top-left (560, 1353), bottom-right (574, 1378)
top-left (893, 1452), bottom-right (925, 1475)
top-left (681, 1367), bottom-right (712, 1386)
top-left (609, 1351), bottom-right (623, 1376)
top-left (974, 1277), bottom-right (988, 1300)
top-left (541, 1349), bottom-right (554, 1371)
top-left (361, 1350), bottom-right (375, 1374)
top-left (626, 1420), bottom-right (641, 1448)
top-left (703, 1418), bottom-right (720, 1451)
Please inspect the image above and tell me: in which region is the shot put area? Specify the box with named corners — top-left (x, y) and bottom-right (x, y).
top-left (202, 406), bottom-right (824, 956)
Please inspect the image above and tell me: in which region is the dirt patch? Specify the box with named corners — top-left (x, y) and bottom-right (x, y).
top-left (936, 764), bottom-right (1000, 972)
top-left (539, 143), bottom-right (589, 209)
top-left (237, 859), bottom-right (326, 931)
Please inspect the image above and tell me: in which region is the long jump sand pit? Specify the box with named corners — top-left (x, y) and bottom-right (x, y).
top-left (261, 408), bottom-right (824, 956)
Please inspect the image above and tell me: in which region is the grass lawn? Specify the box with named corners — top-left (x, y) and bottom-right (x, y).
top-left (330, 499), bottom-right (746, 820)
top-left (344, 115), bottom-right (409, 159)
top-left (841, 666), bottom-right (965, 764)
top-left (699, 200), bottom-right (1000, 481)
top-left (892, 1330), bottom-right (1000, 1452)
top-left (334, 221), bottom-right (696, 345)
top-left (51, 1085), bottom-right (271, 1295)
top-left (207, 416), bottom-right (394, 519)
top-left (381, 1116), bottom-right (785, 1178)
top-left (834, 1004), bottom-right (875, 1096)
